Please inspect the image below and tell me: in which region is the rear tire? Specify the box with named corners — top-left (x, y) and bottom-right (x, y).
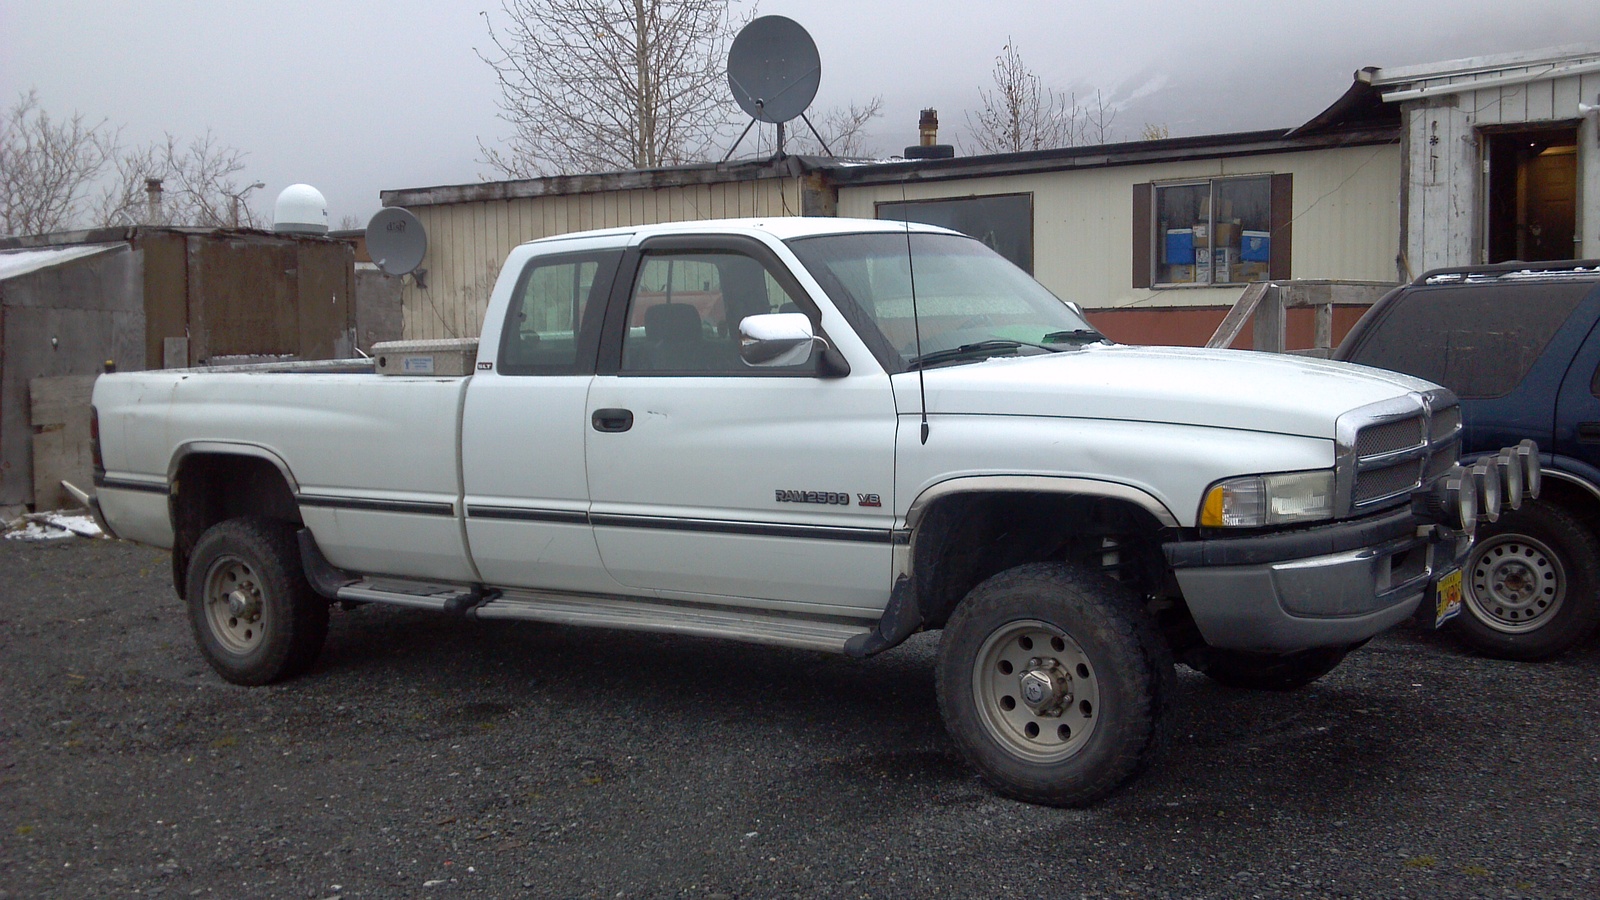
top-left (185, 517), bottom-right (329, 685)
top-left (1193, 646), bottom-right (1350, 691)
top-left (936, 563), bottom-right (1174, 807)
top-left (1451, 501), bottom-right (1600, 661)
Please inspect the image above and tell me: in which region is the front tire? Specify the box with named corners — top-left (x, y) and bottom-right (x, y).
top-left (936, 563), bottom-right (1174, 807)
top-left (185, 517), bottom-right (329, 685)
top-left (1451, 501), bottom-right (1600, 661)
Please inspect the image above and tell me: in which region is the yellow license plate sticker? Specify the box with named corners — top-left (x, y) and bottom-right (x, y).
top-left (1435, 568), bottom-right (1463, 627)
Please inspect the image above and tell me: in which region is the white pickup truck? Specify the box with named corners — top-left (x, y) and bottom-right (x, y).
top-left (89, 216), bottom-right (1534, 806)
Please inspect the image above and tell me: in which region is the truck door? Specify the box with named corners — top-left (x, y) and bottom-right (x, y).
top-left (584, 236), bottom-right (899, 614)
top-left (461, 244), bottom-right (623, 593)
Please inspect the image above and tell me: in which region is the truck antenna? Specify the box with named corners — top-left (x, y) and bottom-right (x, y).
top-left (902, 186), bottom-right (930, 444)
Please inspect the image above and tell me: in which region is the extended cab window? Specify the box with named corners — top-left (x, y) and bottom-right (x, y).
top-left (498, 251), bottom-right (620, 375)
top-left (1343, 281), bottom-right (1590, 398)
top-left (620, 250), bottom-right (809, 374)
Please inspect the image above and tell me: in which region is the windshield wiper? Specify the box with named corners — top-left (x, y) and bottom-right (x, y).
top-left (908, 339), bottom-right (1063, 370)
top-left (1041, 328), bottom-right (1109, 345)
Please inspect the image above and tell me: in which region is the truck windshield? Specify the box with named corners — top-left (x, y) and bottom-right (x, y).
top-left (786, 232), bottom-right (1105, 371)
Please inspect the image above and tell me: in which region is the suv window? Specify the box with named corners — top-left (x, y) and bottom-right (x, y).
top-left (1344, 282), bottom-right (1591, 399)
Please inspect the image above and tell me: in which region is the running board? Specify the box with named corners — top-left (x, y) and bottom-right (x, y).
top-left (474, 592), bottom-right (874, 654)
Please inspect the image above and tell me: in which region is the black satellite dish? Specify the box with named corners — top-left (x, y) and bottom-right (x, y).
top-left (724, 16), bottom-right (832, 159)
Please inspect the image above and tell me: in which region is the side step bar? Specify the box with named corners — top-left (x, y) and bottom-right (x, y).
top-left (475, 591), bottom-right (873, 654)
top-left (296, 529), bottom-right (873, 654)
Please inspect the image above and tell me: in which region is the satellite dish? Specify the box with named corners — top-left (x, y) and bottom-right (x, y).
top-left (727, 16), bottom-right (821, 125)
top-left (366, 208), bottom-right (427, 277)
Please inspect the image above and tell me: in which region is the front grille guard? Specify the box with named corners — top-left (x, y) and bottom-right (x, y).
top-left (1333, 388), bottom-right (1461, 519)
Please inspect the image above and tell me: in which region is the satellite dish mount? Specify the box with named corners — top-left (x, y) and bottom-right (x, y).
top-left (724, 16), bottom-right (831, 160)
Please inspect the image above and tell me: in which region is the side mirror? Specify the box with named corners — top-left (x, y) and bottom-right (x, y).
top-left (739, 313), bottom-right (820, 367)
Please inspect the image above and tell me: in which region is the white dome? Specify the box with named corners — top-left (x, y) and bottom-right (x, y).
top-left (273, 184), bottom-right (329, 235)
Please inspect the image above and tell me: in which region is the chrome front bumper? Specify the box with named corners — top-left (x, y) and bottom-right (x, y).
top-left (1166, 513), bottom-right (1470, 652)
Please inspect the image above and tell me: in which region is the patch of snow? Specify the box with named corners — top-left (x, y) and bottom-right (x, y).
top-left (0, 244), bottom-right (123, 281)
top-left (4, 511), bottom-right (105, 541)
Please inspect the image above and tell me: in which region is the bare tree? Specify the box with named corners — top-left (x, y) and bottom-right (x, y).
top-left (0, 90), bottom-right (117, 236)
top-left (477, 0), bottom-right (748, 177)
top-left (963, 40), bottom-right (1117, 153)
top-left (1140, 122), bottom-right (1172, 141)
top-left (98, 132), bottom-right (260, 228)
top-left (784, 96), bottom-right (884, 158)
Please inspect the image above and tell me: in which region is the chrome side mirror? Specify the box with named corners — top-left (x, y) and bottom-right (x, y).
top-left (739, 313), bottom-right (821, 367)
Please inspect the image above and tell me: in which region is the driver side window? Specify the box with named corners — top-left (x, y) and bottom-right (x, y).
top-left (620, 250), bottom-right (808, 374)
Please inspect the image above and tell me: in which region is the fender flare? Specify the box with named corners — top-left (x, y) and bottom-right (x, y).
top-left (167, 441), bottom-right (301, 495)
top-left (903, 475), bottom-right (1181, 532)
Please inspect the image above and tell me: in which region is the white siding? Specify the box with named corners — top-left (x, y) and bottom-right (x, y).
top-left (1396, 66), bottom-right (1600, 269)
top-left (399, 179), bottom-right (803, 340)
top-left (837, 144), bottom-right (1402, 311)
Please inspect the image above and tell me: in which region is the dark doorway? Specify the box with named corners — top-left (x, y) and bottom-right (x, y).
top-left (1486, 125), bottom-right (1579, 263)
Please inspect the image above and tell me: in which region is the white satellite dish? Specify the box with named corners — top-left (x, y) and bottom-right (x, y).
top-left (366, 208), bottom-right (427, 277)
top-left (274, 184), bottom-right (329, 235)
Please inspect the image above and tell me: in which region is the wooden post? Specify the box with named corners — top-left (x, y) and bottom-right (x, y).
top-left (1252, 284), bottom-right (1286, 352)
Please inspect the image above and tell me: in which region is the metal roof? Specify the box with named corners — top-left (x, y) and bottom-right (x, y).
top-left (0, 243), bottom-right (124, 282)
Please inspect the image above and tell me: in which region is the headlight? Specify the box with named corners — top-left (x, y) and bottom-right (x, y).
top-left (1200, 470), bottom-right (1336, 527)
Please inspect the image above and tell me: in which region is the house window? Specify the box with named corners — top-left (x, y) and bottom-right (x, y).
top-left (876, 193), bottom-right (1034, 273)
top-left (1132, 174), bottom-right (1292, 288)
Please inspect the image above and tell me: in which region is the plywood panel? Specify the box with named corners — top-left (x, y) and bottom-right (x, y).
top-left (29, 374), bottom-right (96, 512)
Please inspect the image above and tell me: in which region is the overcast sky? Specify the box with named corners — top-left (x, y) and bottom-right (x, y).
top-left (3, 0), bottom-right (1594, 228)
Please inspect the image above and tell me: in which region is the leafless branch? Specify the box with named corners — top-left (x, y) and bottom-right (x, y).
top-left (476, 0), bottom-right (750, 177)
top-left (963, 40), bottom-right (1117, 154)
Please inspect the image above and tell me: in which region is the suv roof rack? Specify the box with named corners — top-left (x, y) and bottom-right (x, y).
top-left (1415, 259), bottom-right (1600, 285)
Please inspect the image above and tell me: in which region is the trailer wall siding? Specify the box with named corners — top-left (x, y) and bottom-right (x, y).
top-left (400, 179), bottom-right (803, 341)
top-left (835, 144), bottom-right (1402, 311)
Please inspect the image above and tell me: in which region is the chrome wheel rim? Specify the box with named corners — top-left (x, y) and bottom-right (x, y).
top-left (1466, 533), bottom-right (1564, 634)
top-left (972, 619), bottom-right (1099, 763)
top-left (203, 557), bottom-right (267, 654)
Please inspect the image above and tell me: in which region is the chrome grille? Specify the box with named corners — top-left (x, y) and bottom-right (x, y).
top-left (1430, 406), bottom-right (1461, 442)
top-left (1357, 417), bottom-right (1425, 457)
top-left (1354, 460), bottom-right (1426, 505)
top-left (1339, 391), bottom-right (1462, 516)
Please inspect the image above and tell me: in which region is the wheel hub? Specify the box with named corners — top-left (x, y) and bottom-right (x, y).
top-left (972, 620), bottom-right (1100, 763)
top-left (1017, 659), bottom-right (1072, 715)
top-left (226, 588), bottom-right (260, 619)
top-left (1468, 534), bottom-right (1564, 633)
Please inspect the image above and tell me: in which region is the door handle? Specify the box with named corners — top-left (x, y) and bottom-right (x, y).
top-left (591, 408), bottom-right (634, 433)
top-left (1578, 422), bottom-right (1600, 444)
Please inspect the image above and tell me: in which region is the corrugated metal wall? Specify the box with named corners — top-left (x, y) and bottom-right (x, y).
top-left (401, 179), bottom-right (803, 340)
top-left (836, 144), bottom-right (1403, 310)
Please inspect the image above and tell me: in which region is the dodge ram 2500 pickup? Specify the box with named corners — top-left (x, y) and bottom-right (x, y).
top-left (89, 216), bottom-right (1535, 806)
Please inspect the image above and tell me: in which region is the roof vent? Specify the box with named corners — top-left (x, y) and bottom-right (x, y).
top-left (273, 184), bottom-right (329, 235)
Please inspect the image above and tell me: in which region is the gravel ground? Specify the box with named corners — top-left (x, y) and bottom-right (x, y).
top-left (2, 534), bottom-right (1597, 899)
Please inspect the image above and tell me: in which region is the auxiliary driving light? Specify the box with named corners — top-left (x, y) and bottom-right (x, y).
top-left (1470, 460), bottom-right (1502, 523)
top-left (1416, 465), bottom-right (1478, 534)
top-left (1514, 439), bottom-right (1541, 499)
top-left (1495, 447), bottom-right (1524, 510)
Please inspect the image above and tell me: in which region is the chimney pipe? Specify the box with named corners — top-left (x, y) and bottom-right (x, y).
top-left (904, 108), bottom-right (955, 160)
top-left (144, 178), bottom-right (164, 225)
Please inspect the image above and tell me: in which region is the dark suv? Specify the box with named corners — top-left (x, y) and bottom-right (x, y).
top-left (1337, 260), bottom-right (1600, 660)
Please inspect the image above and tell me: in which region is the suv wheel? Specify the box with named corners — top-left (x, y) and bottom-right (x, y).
top-left (1453, 500), bottom-right (1600, 661)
